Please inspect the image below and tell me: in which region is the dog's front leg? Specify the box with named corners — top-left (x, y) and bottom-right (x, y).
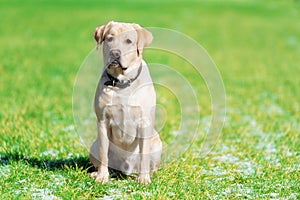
top-left (96, 120), bottom-right (110, 184)
top-left (138, 122), bottom-right (152, 184)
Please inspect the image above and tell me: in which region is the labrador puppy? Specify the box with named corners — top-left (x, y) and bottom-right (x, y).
top-left (89, 21), bottom-right (162, 184)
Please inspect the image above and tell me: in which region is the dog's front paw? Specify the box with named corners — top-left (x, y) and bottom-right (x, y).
top-left (95, 171), bottom-right (109, 184)
top-left (137, 173), bottom-right (151, 184)
top-left (90, 172), bottom-right (98, 178)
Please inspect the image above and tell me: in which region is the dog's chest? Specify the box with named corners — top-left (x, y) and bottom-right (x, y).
top-left (108, 104), bottom-right (142, 146)
top-left (99, 88), bottom-right (143, 144)
top-left (99, 86), bottom-right (140, 106)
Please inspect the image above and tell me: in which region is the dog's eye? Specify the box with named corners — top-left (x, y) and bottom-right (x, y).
top-left (126, 39), bottom-right (132, 44)
top-left (106, 37), bottom-right (113, 42)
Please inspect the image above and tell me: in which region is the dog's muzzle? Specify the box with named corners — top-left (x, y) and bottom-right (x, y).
top-left (108, 49), bottom-right (127, 70)
top-left (110, 49), bottom-right (121, 59)
top-left (108, 60), bottom-right (127, 71)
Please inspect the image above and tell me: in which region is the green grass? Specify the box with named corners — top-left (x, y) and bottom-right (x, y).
top-left (1, 0), bottom-right (300, 199)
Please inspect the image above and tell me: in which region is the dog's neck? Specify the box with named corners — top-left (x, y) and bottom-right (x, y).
top-left (104, 63), bottom-right (142, 88)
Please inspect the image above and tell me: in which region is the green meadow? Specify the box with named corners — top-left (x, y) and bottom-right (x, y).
top-left (1, 0), bottom-right (299, 199)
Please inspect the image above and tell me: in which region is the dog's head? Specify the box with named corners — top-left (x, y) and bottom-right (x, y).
top-left (94, 21), bottom-right (153, 74)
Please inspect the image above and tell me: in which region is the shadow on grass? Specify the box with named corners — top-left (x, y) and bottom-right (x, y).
top-left (0, 151), bottom-right (95, 172)
top-left (0, 152), bottom-right (129, 179)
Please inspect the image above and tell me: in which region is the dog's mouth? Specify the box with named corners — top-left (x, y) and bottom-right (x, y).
top-left (108, 60), bottom-right (127, 71)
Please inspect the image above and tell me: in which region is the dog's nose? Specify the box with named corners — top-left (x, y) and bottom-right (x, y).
top-left (110, 49), bottom-right (121, 59)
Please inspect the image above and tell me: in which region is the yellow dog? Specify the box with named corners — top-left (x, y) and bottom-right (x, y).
top-left (89, 21), bottom-right (162, 184)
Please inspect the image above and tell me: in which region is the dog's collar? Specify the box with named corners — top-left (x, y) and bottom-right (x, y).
top-left (104, 64), bottom-right (142, 88)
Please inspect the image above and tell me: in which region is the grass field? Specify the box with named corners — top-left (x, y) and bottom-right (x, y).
top-left (1, 0), bottom-right (300, 199)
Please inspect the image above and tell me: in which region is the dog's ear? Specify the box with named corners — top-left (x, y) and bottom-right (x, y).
top-left (132, 24), bottom-right (153, 56)
top-left (94, 25), bottom-right (105, 45)
top-left (94, 21), bottom-right (113, 47)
